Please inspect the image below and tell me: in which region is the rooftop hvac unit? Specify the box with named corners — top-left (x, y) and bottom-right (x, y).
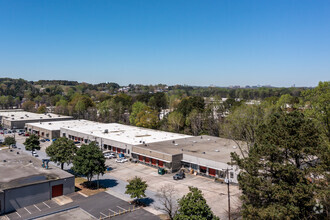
top-left (104, 129), bottom-right (108, 133)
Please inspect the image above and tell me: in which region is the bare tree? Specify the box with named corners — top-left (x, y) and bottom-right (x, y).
top-left (156, 184), bottom-right (178, 220)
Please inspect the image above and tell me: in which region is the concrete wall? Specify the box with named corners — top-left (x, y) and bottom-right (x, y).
top-left (50, 177), bottom-right (75, 195)
top-left (1, 177), bottom-right (75, 214)
top-left (4, 182), bottom-right (50, 214)
top-left (182, 154), bottom-right (240, 183)
top-left (0, 191), bottom-right (4, 214)
top-left (61, 128), bottom-right (133, 155)
top-left (171, 154), bottom-right (183, 172)
top-left (26, 125), bottom-right (60, 139)
top-left (3, 117), bottom-right (73, 129)
top-left (132, 146), bottom-right (173, 162)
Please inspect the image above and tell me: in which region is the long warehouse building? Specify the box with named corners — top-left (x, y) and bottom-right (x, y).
top-left (0, 111), bottom-right (73, 129)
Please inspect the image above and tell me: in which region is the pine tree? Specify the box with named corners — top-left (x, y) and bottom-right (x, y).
top-left (231, 111), bottom-right (329, 219)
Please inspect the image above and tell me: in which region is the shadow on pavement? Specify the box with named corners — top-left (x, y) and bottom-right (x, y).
top-left (97, 179), bottom-right (119, 188)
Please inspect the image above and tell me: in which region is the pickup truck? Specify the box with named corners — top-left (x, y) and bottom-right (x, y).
top-left (173, 172), bottom-right (185, 180)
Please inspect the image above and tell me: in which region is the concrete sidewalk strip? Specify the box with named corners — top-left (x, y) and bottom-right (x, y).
top-left (52, 195), bottom-right (73, 206)
top-left (78, 191), bottom-right (88, 198)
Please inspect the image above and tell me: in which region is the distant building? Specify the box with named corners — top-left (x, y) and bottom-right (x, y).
top-left (0, 150), bottom-right (74, 214)
top-left (0, 111), bottom-right (73, 129)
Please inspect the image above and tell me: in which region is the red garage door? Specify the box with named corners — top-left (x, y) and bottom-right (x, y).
top-left (52, 184), bottom-right (63, 198)
top-left (151, 159), bottom-right (156, 165)
top-left (117, 148), bottom-right (121, 153)
top-left (200, 166), bottom-right (207, 173)
top-left (209, 168), bottom-right (216, 176)
top-left (145, 157), bottom-right (150, 163)
top-left (113, 147), bottom-right (116, 152)
top-left (158, 160), bottom-right (163, 167)
top-left (139, 155), bottom-right (144, 161)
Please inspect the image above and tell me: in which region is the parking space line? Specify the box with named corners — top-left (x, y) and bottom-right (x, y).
top-left (5, 215), bottom-right (10, 220)
top-left (100, 212), bottom-right (107, 217)
top-left (43, 202), bottom-right (50, 208)
top-left (15, 212), bottom-right (21, 218)
top-left (117, 206), bottom-right (126, 211)
top-left (24, 207), bottom-right (31, 214)
top-left (34, 204), bottom-right (41, 211)
top-left (108, 209), bottom-right (117, 214)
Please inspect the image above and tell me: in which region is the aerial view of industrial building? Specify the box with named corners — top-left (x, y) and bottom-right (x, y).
top-left (0, 149), bottom-right (75, 215)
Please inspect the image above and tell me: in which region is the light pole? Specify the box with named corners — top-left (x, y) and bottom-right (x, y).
top-left (225, 168), bottom-right (232, 220)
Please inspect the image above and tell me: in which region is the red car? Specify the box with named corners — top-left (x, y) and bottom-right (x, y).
top-left (24, 133), bottom-right (30, 136)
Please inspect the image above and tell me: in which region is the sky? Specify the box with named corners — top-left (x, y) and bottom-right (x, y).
top-left (0, 0), bottom-right (329, 87)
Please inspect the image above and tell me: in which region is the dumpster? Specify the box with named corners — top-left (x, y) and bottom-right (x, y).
top-left (158, 168), bottom-right (165, 175)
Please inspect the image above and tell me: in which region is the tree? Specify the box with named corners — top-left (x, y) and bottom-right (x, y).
top-left (231, 111), bottom-right (328, 219)
top-left (23, 134), bottom-right (40, 151)
top-left (135, 106), bottom-right (159, 129)
top-left (46, 137), bottom-right (78, 170)
top-left (167, 111), bottom-right (185, 132)
top-left (125, 176), bottom-right (148, 202)
top-left (185, 109), bottom-right (202, 136)
top-left (129, 101), bottom-right (147, 125)
top-left (22, 100), bottom-right (36, 111)
top-left (174, 186), bottom-right (219, 220)
top-left (37, 104), bottom-right (47, 113)
top-left (156, 184), bottom-right (178, 220)
top-left (72, 142), bottom-right (106, 184)
top-left (4, 136), bottom-right (16, 146)
top-left (302, 81), bottom-right (330, 140)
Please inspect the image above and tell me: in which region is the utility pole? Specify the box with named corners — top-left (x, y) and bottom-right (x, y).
top-left (227, 168), bottom-right (231, 220)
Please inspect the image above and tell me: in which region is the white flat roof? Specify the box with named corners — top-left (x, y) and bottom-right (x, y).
top-left (26, 120), bottom-right (101, 131)
top-left (0, 111), bottom-right (72, 121)
top-left (63, 123), bottom-right (192, 145)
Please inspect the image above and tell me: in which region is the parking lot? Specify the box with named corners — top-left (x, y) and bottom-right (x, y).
top-left (105, 158), bottom-right (241, 219)
top-left (1, 192), bottom-right (158, 220)
top-left (2, 133), bottom-right (241, 219)
top-left (3, 199), bottom-right (60, 220)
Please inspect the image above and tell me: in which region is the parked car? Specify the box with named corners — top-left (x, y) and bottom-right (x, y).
top-left (32, 151), bottom-right (38, 157)
top-left (74, 141), bottom-right (80, 144)
top-left (18, 132), bottom-right (25, 135)
top-left (173, 172), bottom-right (185, 180)
top-left (116, 158), bottom-right (128, 163)
top-left (40, 139), bottom-right (46, 142)
top-left (45, 139), bottom-right (50, 141)
top-left (10, 144), bottom-right (17, 148)
top-left (24, 133), bottom-right (30, 136)
top-left (52, 138), bottom-right (57, 142)
top-left (104, 153), bottom-right (116, 159)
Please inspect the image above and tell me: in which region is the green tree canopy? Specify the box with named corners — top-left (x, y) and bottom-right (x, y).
top-left (46, 137), bottom-right (78, 169)
top-left (72, 142), bottom-right (106, 183)
top-left (167, 111), bottom-right (185, 132)
top-left (125, 176), bottom-right (148, 201)
top-left (129, 101), bottom-right (147, 125)
top-left (23, 134), bottom-right (40, 151)
top-left (37, 104), bottom-right (47, 113)
top-left (4, 136), bottom-right (16, 146)
top-left (174, 186), bottom-right (219, 220)
top-left (135, 106), bottom-right (159, 129)
top-left (302, 81), bottom-right (330, 140)
top-left (231, 111), bottom-right (328, 219)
